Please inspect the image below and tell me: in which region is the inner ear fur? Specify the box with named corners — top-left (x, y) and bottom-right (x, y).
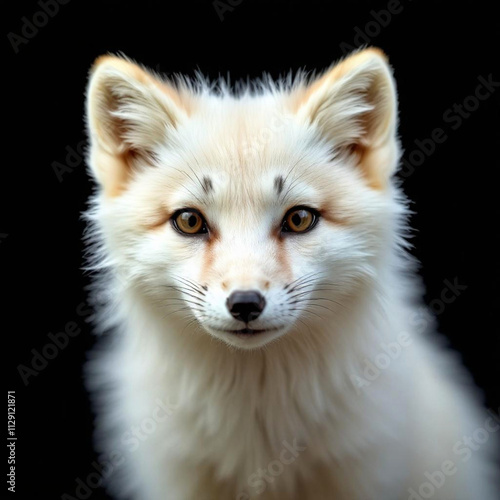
top-left (295, 48), bottom-right (399, 189)
top-left (86, 55), bottom-right (185, 196)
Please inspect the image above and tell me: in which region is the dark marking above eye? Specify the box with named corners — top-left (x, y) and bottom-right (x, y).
top-left (274, 175), bottom-right (284, 195)
top-left (202, 176), bottom-right (213, 194)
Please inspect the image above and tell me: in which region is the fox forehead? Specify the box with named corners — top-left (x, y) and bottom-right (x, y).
top-left (148, 100), bottom-right (332, 211)
top-left (168, 95), bottom-right (321, 168)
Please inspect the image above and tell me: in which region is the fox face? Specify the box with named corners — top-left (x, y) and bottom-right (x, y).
top-left (86, 49), bottom-right (401, 349)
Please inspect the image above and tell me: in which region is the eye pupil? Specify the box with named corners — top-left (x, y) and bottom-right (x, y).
top-left (188, 215), bottom-right (197, 227)
top-left (292, 213), bottom-right (302, 227)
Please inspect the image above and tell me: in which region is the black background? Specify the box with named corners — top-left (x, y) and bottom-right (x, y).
top-left (4, 1), bottom-right (499, 498)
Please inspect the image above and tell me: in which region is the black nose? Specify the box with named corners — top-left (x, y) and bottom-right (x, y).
top-left (226, 290), bottom-right (266, 323)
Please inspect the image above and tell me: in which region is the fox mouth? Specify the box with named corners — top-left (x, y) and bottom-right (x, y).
top-left (204, 324), bottom-right (288, 348)
top-left (214, 326), bottom-right (282, 335)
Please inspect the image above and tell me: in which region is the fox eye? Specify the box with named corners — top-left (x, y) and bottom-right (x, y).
top-left (172, 209), bottom-right (208, 235)
top-left (282, 206), bottom-right (319, 234)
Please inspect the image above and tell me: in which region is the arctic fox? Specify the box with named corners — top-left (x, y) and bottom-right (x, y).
top-left (84, 48), bottom-right (499, 499)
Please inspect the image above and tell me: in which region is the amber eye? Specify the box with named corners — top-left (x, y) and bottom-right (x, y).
top-left (172, 209), bottom-right (208, 235)
top-left (282, 207), bottom-right (319, 234)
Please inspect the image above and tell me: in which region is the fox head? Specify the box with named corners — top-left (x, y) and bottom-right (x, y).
top-left (85, 48), bottom-right (402, 349)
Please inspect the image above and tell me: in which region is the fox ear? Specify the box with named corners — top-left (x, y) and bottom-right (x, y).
top-left (86, 55), bottom-right (185, 196)
top-left (296, 48), bottom-right (399, 189)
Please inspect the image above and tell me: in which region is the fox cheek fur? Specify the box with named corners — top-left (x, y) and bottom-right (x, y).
top-left (84, 49), bottom-right (499, 499)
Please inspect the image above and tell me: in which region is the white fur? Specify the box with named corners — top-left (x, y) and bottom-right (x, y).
top-left (84, 50), bottom-right (499, 499)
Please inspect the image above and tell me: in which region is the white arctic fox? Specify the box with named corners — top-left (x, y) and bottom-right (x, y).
top-left (84, 48), bottom-right (499, 499)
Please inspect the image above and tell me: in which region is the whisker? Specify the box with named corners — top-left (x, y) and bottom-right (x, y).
top-left (162, 297), bottom-right (206, 308)
top-left (287, 276), bottom-right (334, 293)
top-left (296, 317), bottom-right (313, 336)
top-left (159, 306), bottom-right (200, 320)
top-left (170, 275), bottom-right (206, 295)
top-left (304, 297), bottom-right (347, 308)
top-left (181, 317), bottom-right (201, 335)
top-left (284, 271), bottom-right (325, 290)
top-left (299, 308), bottom-right (326, 322)
top-left (164, 286), bottom-right (205, 302)
top-left (288, 279), bottom-right (339, 293)
top-left (159, 302), bottom-right (205, 313)
top-left (299, 302), bottom-right (337, 314)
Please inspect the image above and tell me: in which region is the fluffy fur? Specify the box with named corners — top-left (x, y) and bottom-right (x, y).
top-left (84, 49), bottom-right (499, 499)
